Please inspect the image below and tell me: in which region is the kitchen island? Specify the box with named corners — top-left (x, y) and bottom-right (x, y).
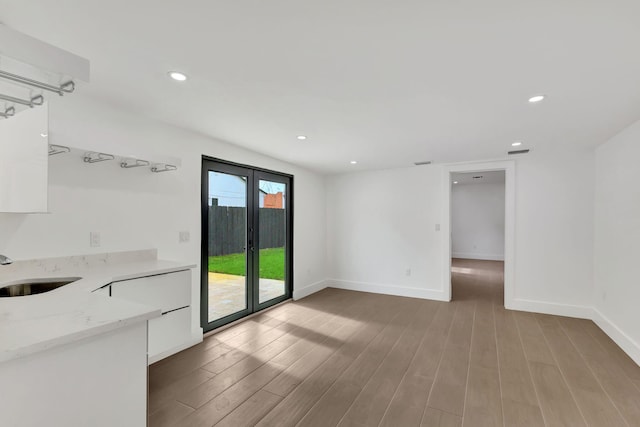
top-left (0, 249), bottom-right (196, 427)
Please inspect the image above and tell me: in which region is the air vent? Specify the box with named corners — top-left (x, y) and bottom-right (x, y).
top-left (414, 161), bottom-right (432, 166)
top-left (508, 149), bottom-right (530, 155)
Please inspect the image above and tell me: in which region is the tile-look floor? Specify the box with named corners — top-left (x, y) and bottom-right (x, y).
top-left (150, 259), bottom-right (640, 426)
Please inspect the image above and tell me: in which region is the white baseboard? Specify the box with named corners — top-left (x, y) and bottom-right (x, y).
top-left (592, 309), bottom-right (640, 366)
top-left (328, 279), bottom-right (448, 302)
top-left (508, 298), bottom-right (593, 319)
top-left (452, 252), bottom-right (504, 261)
top-left (293, 279), bottom-right (329, 300)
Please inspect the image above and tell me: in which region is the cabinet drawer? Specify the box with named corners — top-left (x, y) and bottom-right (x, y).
top-left (148, 307), bottom-right (191, 359)
top-left (111, 270), bottom-right (190, 313)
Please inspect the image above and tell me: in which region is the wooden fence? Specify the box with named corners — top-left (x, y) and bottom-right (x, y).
top-left (208, 206), bottom-right (285, 256)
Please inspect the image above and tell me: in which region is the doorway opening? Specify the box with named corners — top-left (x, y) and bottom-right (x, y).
top-left (450, 171), bottom-right (505, 303)
top-left (201, 157), bottom-right (293, 333)
top-left (441, 161), bottom-right (515, 307)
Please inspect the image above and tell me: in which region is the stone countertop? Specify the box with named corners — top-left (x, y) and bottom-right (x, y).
top-left (0, 250), bottom-right (196, 363)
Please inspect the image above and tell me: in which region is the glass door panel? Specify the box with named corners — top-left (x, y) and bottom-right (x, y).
top-left (205, 168), bottom-right (251, 326)
top-left (257, 179), bottom-right (287, 304)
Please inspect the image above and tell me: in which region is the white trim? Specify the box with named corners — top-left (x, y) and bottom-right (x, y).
top-left (452, 252), bottom-right (504, 261)
top-left (293, 279), bottom-right (329, 300)
top-left (509, 298), bottom-right (593, 319)
top-left (327, 279), bottom-right (448, 301)
top-left (148, 333), bottom-right (202, 364)
top-left (442, 160), bottom-right (516, 306)
top-left (592, 309), bottom-right (640, 366)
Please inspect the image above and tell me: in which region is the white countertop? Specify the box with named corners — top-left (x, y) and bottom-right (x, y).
top-left (0, 250), bottom-right (196, 363)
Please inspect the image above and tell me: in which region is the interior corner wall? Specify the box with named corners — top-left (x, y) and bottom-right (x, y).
top-left (451, 182), bottom-right (505, 261)
top-left (326, 149), bottom-right (595, 317)
top-left (593, 118), bottom-right (640, 365)
top-left (0, 93), bottom-right (328, 331)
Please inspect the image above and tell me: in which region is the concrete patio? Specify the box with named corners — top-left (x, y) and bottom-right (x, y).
top-left (207, 272), bottom-right (285, 322)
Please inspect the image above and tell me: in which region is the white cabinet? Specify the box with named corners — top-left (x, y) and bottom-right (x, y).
top-left (148, 308), bottom-right (191, 358)
top-left (108, 269), bottom-right (194, 364)
top-left (0, 104), bottom-right (48, 213)
top-left (0, 322), bottom-right (148, 427)
top-left (111, 270), bottom-right (191, 313)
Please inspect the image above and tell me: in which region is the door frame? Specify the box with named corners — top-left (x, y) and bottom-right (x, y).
top-left (441, 160), bottom-right (515, 308)
top-left (200, 156), bottom-right (294, 333)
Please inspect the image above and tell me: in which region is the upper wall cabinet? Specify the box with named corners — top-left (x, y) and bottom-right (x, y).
top-left (0, 25), bottom-right (89, 213)
top-left (0, 104), bottom-right (49, 213)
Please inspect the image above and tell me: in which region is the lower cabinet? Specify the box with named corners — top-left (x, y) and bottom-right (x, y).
top-left (100, 269), bottom-right (194, 364)
top-left (0, 322), bottom-right (148, 427)
top-left (148, 307), bottom-right (191, 358)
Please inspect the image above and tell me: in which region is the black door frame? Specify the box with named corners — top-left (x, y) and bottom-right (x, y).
top-left (201, 156), bottom-right (294, 333)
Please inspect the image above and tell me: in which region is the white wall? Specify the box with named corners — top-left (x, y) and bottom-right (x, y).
top-left (326, 149), bottom-right (595, 315)
top-left (512, 150), bottom-right (594, 316)
top-left (451, 181), bottom-right (505, 261)
top-left (0, 93), bottom-right (328, 331)
top-left (593, 119), bottom-right (640, 364)
top-left (326, 166), bottom-right (445, 300)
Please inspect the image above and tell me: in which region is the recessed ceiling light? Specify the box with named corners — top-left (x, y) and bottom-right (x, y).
top-left (512, 141), bottom-right (522, 146)
top-left (168, 71), bottom-right (188, 81)
top-left (528, 95), bottom-right (545, 103)
top-left (453, 181), bottom-right (458, 184)
top-left (350, 160), bottom-right (357, 165)
top-left (296, 135), bottom-right (307, 140)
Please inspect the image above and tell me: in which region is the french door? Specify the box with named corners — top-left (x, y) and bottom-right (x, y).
top-left (201, 158), bottom-right (293, 332)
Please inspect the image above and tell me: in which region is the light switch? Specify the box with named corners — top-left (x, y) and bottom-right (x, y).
top-left (435, 224), bottom-right (441, 231)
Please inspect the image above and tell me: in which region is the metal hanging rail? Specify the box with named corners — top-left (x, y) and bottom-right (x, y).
top-left (0, 93), bottom-right (44, 108)
top-left (0, 70), bottom-right (74, 95)
top-left (0, 106), bottom-right (15, 118)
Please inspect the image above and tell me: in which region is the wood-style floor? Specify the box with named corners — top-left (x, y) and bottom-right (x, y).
top-left (149, 259), bottom-right (640, 427)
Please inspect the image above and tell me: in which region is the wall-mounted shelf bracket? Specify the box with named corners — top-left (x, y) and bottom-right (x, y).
top-left (49, 144), bottom-right (70, 156)
top-left (151, 164), bottom-right (178, 173)
top-left (83, 152), bottom-right (114, 163)
top-left (120, 158), bottom-right (150, 169)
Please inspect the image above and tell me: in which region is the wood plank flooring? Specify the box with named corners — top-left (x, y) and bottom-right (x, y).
top-left (149, 259), bottom-right (640, 427)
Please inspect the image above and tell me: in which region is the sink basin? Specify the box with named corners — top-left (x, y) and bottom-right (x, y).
top-left (0, 277), bottom-right (81, 297)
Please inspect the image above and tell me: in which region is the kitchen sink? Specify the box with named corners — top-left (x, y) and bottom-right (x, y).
top-left (0, 277), bottom-right (81, 297)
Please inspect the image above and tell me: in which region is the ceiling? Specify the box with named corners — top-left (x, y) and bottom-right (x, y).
top-left (452, 171), bottom-right (505, 185)
top-left (1, 0), bottom-right (639, 174)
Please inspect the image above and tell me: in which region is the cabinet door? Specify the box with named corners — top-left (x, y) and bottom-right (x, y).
top-left (110, 270), bottom-right (191, 313)
top-left (148, 307), bottom-right (192, 361)
top-left (0, 104), bottom-right (48, 213)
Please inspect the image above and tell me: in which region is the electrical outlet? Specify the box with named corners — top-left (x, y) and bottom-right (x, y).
top-left (179, 231), bottom-right (190, 243)
top-left (406, 268), bottom-right (412, 277)
top-left (90, 231), bottom-right (101, 248)
top-left (435, 224), bottom-right (441, 231)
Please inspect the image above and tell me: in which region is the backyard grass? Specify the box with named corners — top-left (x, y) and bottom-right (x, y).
top-left (209, 247), bottom-right (285, 280)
